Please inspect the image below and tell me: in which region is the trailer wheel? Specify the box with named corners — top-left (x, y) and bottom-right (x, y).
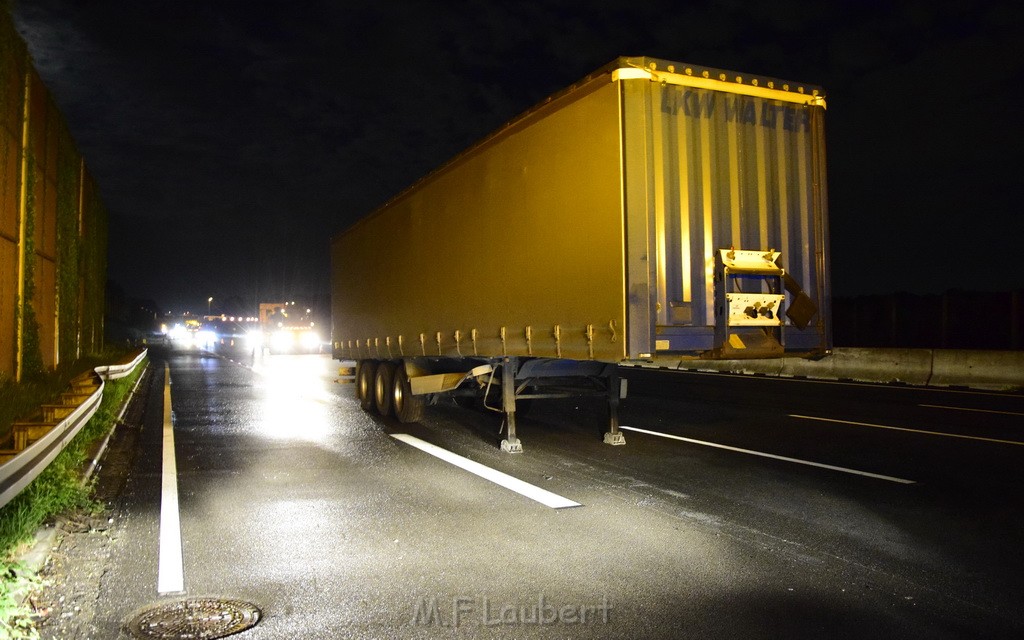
top-left (392, 366), bottom-right (425, 423)
top-left (374, 361), bottom-right (396, 416)
top-left (357, 360), bottom-right (378, 412)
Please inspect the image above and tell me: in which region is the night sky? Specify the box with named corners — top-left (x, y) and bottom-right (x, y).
top-left (10, 0), bottom-right (1023, 314)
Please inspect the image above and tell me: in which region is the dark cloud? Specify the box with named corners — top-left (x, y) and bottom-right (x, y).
top-left (10, 0), bottom-right (1024, 311)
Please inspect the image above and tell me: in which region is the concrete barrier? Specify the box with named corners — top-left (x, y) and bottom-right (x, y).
top-left (783, 348), bottom-right (934, 386)
top-left (929, 349), bottom-right (1024, 390)
top-left (659, 348), bottom-right (1023, 392)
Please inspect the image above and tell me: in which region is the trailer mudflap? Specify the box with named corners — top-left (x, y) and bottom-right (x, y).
top-left (783, 273), bottom-right (818, 330)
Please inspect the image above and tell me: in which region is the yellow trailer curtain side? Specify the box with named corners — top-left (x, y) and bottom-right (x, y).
top-left (333, 73), bottom-right (626, 362)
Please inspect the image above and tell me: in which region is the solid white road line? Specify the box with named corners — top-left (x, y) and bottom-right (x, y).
top-left (390, 434), bottom-right (582, 509)
top-left (790, 414), bottom-right (1024, 447)
top-left (619, 425), bottom-right (915, 484)
top-left (918, 404), bottom-right (1024, 417)
top-left (158, 364), bottom-right (185, 594)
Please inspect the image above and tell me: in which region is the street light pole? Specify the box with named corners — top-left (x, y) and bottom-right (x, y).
top-left (208, 297), bottom-right (213, 316)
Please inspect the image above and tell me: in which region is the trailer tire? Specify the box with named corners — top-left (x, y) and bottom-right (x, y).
top-left (357, 360), bottom-right (378, 412)
top-left (374, 361), bottom-right (396, 416)
top-left (392, 366), bottom-right (425, 423)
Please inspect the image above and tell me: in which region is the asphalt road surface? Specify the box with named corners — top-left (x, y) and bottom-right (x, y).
top-left (41, 345), bottom-right (1024, 638)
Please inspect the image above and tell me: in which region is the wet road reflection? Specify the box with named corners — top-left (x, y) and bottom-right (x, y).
top-left (250, 354), bottom-right (336, 443)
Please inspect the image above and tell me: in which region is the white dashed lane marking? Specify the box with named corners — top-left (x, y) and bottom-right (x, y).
top-left (620, 425), bottom-right (915, 484)
top-left (391, 434), bottom-right (582, 509)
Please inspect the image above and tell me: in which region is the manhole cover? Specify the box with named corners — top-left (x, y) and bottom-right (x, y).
top-left (126, 598), bottom-right (261, 639)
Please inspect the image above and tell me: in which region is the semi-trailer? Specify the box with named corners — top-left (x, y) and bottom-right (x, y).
top-left (331, 56), bottom-right (830, 452)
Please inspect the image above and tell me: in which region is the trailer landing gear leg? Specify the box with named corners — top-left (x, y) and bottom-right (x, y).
top-left (501, 418), bottom-right (523, 453)
top-left (603, 368), bottom-right (626, 446)
top-left (500, 357), bottom-right (523, 453)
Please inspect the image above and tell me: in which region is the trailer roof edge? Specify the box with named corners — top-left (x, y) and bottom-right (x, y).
top-left (610, 56), bottom-right (826, 108)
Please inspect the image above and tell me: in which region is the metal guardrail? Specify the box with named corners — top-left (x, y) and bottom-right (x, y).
top-left (0, 349), bottom-right (148, 509)
top-left (95, 349), bottom-right (148, 381)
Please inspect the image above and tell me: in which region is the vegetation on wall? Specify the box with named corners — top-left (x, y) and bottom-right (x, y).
top-left (55, 126), bottom-right (80, 368)
top-left (79, 183), bottom-right (107, 355)
top-left (18, 153), bottom-right (42, 380)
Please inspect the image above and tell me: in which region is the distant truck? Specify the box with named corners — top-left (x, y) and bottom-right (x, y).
top-left (331, 56), bottom-right (831, 452)
top-left (260, 302), bottom-right (323, 354)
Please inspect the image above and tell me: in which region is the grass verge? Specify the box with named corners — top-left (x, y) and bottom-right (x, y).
top-left (0, 354), bottom-right (148, 637)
